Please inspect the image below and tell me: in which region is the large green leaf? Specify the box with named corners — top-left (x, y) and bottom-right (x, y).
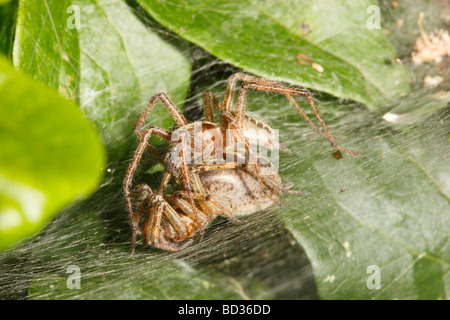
top-left (0, 56), bottom-right (105, 250)
top-left (136, 0), bottom-right (410, 107)
top-left (73, 0), bottom-right (191, 156)
top-left (272, 100), bottom-right (449, 299)
top-left (11, 0), bottom-right (192, 155)
top-left (0, 0), bottom-right (192, 251)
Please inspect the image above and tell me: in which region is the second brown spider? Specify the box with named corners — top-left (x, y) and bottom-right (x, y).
top-left (123, 73), bottom-right (358, 252)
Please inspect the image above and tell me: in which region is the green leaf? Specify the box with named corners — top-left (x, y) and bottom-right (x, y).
top-left (13, 0), bottom-right (80, 101)
top-left (0, 56), bottom-right (105, 250)
top-left (0, 0), bottom-right (18, 58)
top-left (12, 0), bottom-right (192, 153)
top-left (73, 0), bottom-right (191, 156)
top-left (136, 0), bottom-right (410, 107)
top-left (274, 102), bottom-right (449, 299)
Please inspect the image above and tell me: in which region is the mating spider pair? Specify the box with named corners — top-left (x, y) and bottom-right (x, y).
top-left (123, 73), bottom-right (358, 253)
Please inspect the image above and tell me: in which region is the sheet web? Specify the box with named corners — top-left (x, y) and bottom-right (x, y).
top-left (0, 0), bottom-right (449, 300)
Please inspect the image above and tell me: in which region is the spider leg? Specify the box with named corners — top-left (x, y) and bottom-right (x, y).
top-left (130, 172), bottom-right (197, 251)
top-left (222, 73), bottom-right (264, 112)
top-left (222, 73), bottom-right (286, 117)
top-left (123, 126), bottom-right (172, 253)
top-left (203, 91), bottom-right (222, 123)
top-left (179, 146), bottom-right (205, 238)
top-left (169, 199), bottom-right (201, 246)
top-left (169, 191), bottom-right (238, 246)
top-left (234, 78), bottom-right (360, 156)
top-left (204, 90), bottom-right (231, 139)
top-left (130, 172), bottom-right (178, 251)
top-left (134, 92), bottom-right (188, 165)
top-left (157, 171), bottom-right (172, 195)
top-left (144, 201), bottom-right (162, 248)
top-left (135, 92), bottom-right (188, 133)
top-left (282, 93), bottom-right (336, 140)
top-left (143, 198), bottom-right (195, 252)
top-left (130, 184), bottom-right (154, 235)
top-left (160, 200), bottom-right (190, 239)
top-left (146, 144), bottom-right (165, 164)
top-left (171, 190), bottom-right (244, 224)
top-left (131, 170), bottom-right (199, 252)
top-left (151, 238), bottom-right (194, 252)
top-left (170, 193), bottom-right (212, 229)
top-left (145, 201), bottom-right (180, 252)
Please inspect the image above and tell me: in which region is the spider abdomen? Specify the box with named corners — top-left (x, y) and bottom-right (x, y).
top-left (198, 157), bottom-right (282, 218)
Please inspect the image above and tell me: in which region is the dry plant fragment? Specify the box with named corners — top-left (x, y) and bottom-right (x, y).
top-left (423, 75), bottom-right (443, 87)
top-left (296, 53), bottom-right (312, 65)
top-left (411, 12), bottom-right (450, 65)
top-left (296, 53), bottom-right (324, 72)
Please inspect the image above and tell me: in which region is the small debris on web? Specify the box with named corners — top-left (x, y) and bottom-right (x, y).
top-left (332, 150), bottom-right (343, 160)
top-left (394, 57), bottom-right (403, 65)
top-left (423, 74), bottom-right (444, 87)
top-left (312, 62), bottom-right (324, 73)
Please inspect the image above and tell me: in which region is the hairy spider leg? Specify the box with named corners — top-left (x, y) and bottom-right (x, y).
top-left (134, 93), bottom-right (188, 164)
top-left (222, 73), bottom-right (288, 114)
top-left (134, 180), bottom-right (202, 252)
top-left (135, 92), bottom-right (188, 131)
top-left (129, 173), bottom-right (174, 252)
top-left (177, 169), bottom-right (243, 245)
top-left (157, 170), bottom-right (172, 194)
top-left (124, 126), bottom-right (172, 253)
top-left (203, 91), bottom-right (221, 123)
top-left (178, 146), bottom-right (205, 238)
top-left (172, 190), bottom-right (244, 224)
top-left (153, 171), bottom-right (195, 245)
top-left (143, 197), bottom-right (197, 252)
top-left (234, 79), bottom-right (360, 156)
top-left (144, 200), bottom-right (181, 252)
top-left (130, 184), bottom-right (153, 235)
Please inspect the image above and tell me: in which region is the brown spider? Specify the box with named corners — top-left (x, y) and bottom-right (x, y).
top-left (123, 73), bottom-right (358, 253)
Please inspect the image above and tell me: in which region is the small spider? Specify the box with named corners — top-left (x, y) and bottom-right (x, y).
top-left (123, 73), bottom-right (358, 252)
